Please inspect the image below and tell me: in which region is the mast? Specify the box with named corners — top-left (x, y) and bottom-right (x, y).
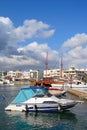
top-left (60, 57), bottom-right (63, 79)
top-left (45, 52), bottom-right (48, 79)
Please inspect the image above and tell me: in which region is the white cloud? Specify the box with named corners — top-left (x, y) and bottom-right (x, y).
top-left (0, 16), bottom-right (56, 70)
top-left (0, 41), bottom-right (58, 70)
top-left (61, 33), bottom-right (87, 69)
top-left (0, 17), bottom-right (55, 50)
top-left (18, 41), bottom-right (49, 53)
top-left (13, 19), bottom-right (55, 41)
top-left (17, 41), bottom-right (58, 64)
top-left (0, 17), bottom-right (13, 25)
top-left (1, 16), bottom-right (87, 70)
top-left (62, 33), bottom-right (87, 49)
top-left (36, 30), bottom-right (55, 38)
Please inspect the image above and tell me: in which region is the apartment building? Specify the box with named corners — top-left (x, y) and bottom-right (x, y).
top-left (43, 66), bottom-right (87, 80)
top-left (6, 70), bottom-right (39, 81)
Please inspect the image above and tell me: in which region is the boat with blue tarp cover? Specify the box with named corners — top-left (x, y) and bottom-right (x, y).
top-left (11, 86), bottom-right (47, 104)
top-left (5, 86), bottom-right (80, 112)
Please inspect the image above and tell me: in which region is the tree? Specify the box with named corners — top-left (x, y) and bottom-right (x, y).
top-left (83, 76), bottom-right (87, 83)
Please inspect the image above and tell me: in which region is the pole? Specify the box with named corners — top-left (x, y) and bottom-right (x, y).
top-left (46, 52), bottom-right (48, 80)
top-left (60, 57), bottom-right (63, 79)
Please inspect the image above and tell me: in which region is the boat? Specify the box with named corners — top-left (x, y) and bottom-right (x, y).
top-left (51, 81), bottom-right (65, 89)
top-left (46, 87), bottom-right (66, 96)
top-left (0, 79), bottom-right (3, 85)
top-left (5, 86), bottom-right (79, 112)
top-left (66, 80), bottom-right (87, 89)
top-left (0, 79), bottom-right (14, 86)
top-left (43, 83), bottom-right (66, 97)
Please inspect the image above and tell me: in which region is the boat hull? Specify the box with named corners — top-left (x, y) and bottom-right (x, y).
top-left (48, 89), bottom-right (66, 96)
top-left (26, 103), bottom-right (77, 112)
top-left (5, 102), bottom-right (77, 112)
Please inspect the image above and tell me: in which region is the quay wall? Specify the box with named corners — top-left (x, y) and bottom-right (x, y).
top-left (14, 81), bottom-right (31, 85)
top-left (67, 88), bottom-right (87, 100)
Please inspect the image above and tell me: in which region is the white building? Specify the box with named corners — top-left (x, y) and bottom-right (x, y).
top-left (43, 69), bottom-right (62, 79)
top-left (7, 70), bottom-right (39, 81)
top-left (43, 66), bottom-right (87, 80)
top-left (64, 67), bottom-right (87, 80)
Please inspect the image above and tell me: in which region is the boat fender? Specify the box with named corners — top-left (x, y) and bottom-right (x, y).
top-left (25, 104), bottom-right (28, 112)
top-left (58, 104), bottom-right (61, 111)
top-left (34, 104), bottom-right (38, 112)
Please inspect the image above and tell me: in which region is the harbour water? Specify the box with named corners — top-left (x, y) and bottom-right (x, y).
top-left (0, 85), bottom-right (87, 130)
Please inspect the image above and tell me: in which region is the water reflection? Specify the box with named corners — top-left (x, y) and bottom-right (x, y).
top-left (5, 111), bottom-right (77, 129)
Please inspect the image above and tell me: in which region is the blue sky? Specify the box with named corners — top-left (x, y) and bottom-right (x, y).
top-left (0, 0), bottom-right (87, 70)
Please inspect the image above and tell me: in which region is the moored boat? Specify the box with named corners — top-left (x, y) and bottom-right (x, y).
top-left (46, 87), bottom-right (66, 96)
top-left (42, 81), bottom-right (66, 97)
top-left (66, 80), bottom-right (87, 89)
top-left (5, 86), bottom-right (80, 112)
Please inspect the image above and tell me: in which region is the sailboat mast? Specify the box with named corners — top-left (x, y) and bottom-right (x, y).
top-left (46, 52), bottom-right (48, 79)
top-left (60, 57), bottom-right (63, 79)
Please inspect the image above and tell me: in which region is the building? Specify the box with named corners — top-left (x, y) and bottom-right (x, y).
top-left (64, 67), bottom-right (87, 80)
top-left (43, 69), bottom-right (64, 80)
top-left (7, 70), bottom-right (39, 81)
top-left (43, 66), bottom-right (87, 80)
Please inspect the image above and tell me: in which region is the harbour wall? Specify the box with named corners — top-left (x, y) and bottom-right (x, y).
top-left (67, 88), bottom-right (87, 101)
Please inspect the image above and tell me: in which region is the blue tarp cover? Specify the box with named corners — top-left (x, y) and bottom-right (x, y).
top-left (12, 86), bottom-right (47, 104)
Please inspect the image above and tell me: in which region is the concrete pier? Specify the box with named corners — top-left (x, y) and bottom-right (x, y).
top-left (67, 87), bottom-right (87, 101)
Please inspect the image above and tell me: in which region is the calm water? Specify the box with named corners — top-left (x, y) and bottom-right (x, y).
top-left (0, 85), bottom-right (87, 130)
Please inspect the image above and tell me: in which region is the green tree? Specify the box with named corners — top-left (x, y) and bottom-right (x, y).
top-left (83, 76), bottom-right (87, 83)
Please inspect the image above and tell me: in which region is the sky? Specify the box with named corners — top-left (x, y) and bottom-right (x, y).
top-left (0, 0), bottom-right (87, 71)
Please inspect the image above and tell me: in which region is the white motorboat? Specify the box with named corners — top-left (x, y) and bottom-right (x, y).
top-left (5, 86), bottom-right (79, 112)
top-left (66, 80), bottom-right (87, 89)
top-left (45, 87), bottom-right (66, 96)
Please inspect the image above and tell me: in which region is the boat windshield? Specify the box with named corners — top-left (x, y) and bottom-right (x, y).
top-left (34, 91), bottom-right (52, 97)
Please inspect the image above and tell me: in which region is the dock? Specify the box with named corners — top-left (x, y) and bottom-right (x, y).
top-left (67, 87), bottom-right (87, 101)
